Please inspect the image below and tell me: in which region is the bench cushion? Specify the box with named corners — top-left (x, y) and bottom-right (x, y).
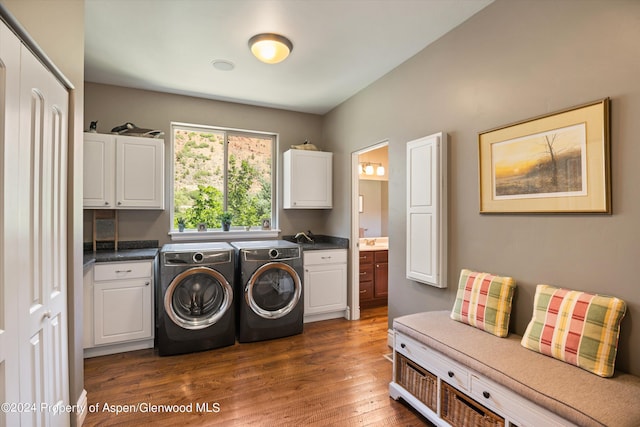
top-left (394, 310), bottom-right (640, 427)
top-left (521, 284), bottom-right (626, 378)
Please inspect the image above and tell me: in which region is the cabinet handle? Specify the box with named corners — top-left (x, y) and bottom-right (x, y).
top-left (115, 269), bottom-right (132, 273)
top-left (360, 289), bottom-right (366, 294)
top-left (447, 371), bottom-right (454, 378)
top-left (483, 391), bottom-right (491, 399)
top-left (400, 343), bottom-right (406, 349)
top-left (360, 272), bottom-right (367, 275)
top-left (321, 256), bottom-right (332, 260)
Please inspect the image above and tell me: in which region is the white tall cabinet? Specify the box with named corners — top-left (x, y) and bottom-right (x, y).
top-left (0, 19), bottom-right (70, 427)
top-left (83, 133), bottom-right (164, 209)
top-left (406, 133), bottom-right (447, 288)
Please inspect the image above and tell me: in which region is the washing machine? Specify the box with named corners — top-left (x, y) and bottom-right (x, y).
top-left (157, 242), bottom-right (235, 356)
top-left (231, 240), bottom-right (304, 343)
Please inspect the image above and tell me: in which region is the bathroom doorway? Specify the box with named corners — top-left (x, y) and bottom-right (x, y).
top-left (350, 141), bottom-right (388, 321)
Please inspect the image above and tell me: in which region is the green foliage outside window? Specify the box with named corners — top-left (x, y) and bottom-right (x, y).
top-left (173, 127), bottom-right (273, 230)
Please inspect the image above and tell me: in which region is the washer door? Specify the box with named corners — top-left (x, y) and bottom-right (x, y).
top-left (165, 266), bottom-right (233, 330)
top-left (246, 262), bottom-right (301, 319)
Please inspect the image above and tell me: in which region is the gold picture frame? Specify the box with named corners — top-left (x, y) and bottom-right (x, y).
top-left (479, 98), bottom-right (610, 213)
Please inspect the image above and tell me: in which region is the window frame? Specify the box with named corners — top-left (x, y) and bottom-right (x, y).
top-left (168, 121), bottom-right (279, 241)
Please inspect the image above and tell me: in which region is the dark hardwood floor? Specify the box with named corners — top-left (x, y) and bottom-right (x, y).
top-left (83, 306), bottom-right (430, 426)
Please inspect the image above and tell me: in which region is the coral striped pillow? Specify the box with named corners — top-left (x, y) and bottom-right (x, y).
top-left (450, 269), bottom-right (516, 337)
top-left (521, 284), bottom-right (627, 377)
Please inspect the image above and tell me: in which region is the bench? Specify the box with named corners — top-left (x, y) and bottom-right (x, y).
top-left (390, 310), bottom-right (640, 427)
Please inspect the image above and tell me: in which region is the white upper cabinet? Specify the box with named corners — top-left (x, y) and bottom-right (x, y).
top-left (283, 149), bottom-right (332, 209)
top-left (406, 133), bottom-right (447, 288)
top-left (83, 133), bottom-right (165, 209)
top-left (83, 133), bottom-right (115, 207)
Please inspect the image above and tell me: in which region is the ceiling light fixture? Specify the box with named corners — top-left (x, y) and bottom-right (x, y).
top-left (249, 33), bottom-right (293, 64)
top-left (359, 162), bottom-right (386, 176)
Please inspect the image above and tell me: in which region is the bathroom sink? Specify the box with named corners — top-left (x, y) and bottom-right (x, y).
top-left (359, 237), bottom-right (388, 251)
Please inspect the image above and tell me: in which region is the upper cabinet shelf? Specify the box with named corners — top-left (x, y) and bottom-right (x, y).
top-left (283, 149), bottom-right (333, 209)
top-left (83, 133), bottom-right (165, 210)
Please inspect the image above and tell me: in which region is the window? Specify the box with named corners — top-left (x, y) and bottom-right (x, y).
top-left (171, 122), bottom-right (276, 233)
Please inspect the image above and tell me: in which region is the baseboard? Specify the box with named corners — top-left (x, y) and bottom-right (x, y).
top-left (387, 328), bottom-right (394, 348)
top-left (84, 339), bottom-right (154, 358)
top-left (76, 389), bottom-right (87, 426)
top-left (303, 310), bottom-right (348, 323)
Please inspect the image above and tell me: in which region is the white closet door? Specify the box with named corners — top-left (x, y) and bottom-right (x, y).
top-left (406, 133), bottom-right (447, 288)
top-left (17, 38), bottom-right (69, 427)
top-left (0, 20), bottom-right (23, 427)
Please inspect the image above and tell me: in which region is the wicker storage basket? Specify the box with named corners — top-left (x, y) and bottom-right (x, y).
top-left (441, 382), bottom-right (505, 427)
top-left (396, 353), bottom-right (438, 412)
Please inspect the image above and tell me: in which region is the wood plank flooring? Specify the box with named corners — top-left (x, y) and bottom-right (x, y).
top-left (83, 307), bottom-right (431, 426)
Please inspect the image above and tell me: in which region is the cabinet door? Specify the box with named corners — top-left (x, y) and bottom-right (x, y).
top-left (304, 263), bottom-right (347, 315)
top-left (115, 136), bottom-right (164, 209)
top-left (283, 150), bottom-right (332, 208)
top-left (83, 267), bottom-right (94, 349)
top-left (406, 133), bottom-right (447, 288)
top-left (374, 261), bottom-right (388, 298)
top-left (83, 133), bottom-right (115, 208)
top-left (93, 278), bottom-right (152, 345)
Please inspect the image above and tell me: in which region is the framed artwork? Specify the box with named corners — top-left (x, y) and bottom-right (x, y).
top-left (197, 223), bottom-right (207, 232)
top-left (478, 98), bottom-right (610, 213)
top-left (261, 218), bottom-right (271, 230)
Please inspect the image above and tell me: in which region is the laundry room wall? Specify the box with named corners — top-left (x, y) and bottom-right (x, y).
top-left (84, 82), bottom-right (329, 246)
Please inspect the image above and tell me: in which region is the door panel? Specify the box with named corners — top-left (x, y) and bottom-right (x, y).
top-left (0, 20), bottom-right (22, 427)
top-left (18, 38), bottom-right (69, 426)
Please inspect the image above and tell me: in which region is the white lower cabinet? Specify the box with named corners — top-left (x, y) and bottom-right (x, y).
top-left (390, 332), bottom-right (575, 427)
top-left (84, 260), bottom-right (154, 357)
top-left (303, 249), bottom-right (348, 322)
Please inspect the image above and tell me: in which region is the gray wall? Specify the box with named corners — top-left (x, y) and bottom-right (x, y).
top-left (84, 82), bottom-right (327, 245)
top-left (323, 0), bottom-right (640, 375)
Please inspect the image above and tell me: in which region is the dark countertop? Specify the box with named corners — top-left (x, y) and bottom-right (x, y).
top-left (282, 234), bottom-right (349, 251)
top-left (83, 240), bottom-right (159, 269)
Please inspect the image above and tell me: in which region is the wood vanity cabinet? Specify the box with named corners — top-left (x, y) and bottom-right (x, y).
top-left (359, 250), bottom-right (388, 308)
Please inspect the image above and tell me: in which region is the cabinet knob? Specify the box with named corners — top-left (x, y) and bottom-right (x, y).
top-left (145, 282), bottom-right (150, 286)
top-left (376, 264), bottom-right (379, 267)
top-left (117, 201), bottom-right (122, 205)
top-left (104, 201), bottom-right (109, 205)
top-left (42, 310), bottom-right (52, 320)
top-left (483, 391), bottom-right (491, 399)
top-left (447, 371), bottom-right (454, 378)
top-left (400, 343), bottom-right (406, 349)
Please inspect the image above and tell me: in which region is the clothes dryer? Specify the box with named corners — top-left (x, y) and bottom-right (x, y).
top-left (231, 240), bottom-right (303, 342)
top-left (158, 242), bottom-right (235, 355)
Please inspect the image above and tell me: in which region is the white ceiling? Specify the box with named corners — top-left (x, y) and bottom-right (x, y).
top-left (85, 0), bottom-right (492, 115)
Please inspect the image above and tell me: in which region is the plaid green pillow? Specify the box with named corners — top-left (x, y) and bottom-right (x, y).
top-left (450, 269), bottom-right (516, 337)
top-left (521, 284), bottom-right (627, 377)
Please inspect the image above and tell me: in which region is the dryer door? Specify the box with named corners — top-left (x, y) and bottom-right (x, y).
top-left (165, 267), bottom-right (233, 330)
top-left (246, 262), bottom-right (302, 319)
